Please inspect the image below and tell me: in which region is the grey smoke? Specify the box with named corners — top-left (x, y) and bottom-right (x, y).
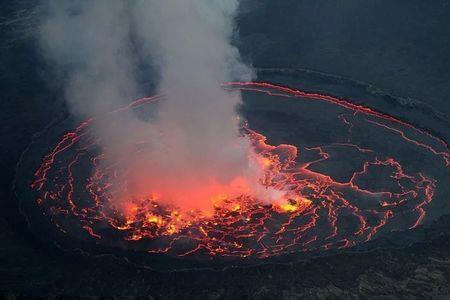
top-left (39, 0), bottom-right (281, 211)
top-left (40, 0), bottom-right (136, 117)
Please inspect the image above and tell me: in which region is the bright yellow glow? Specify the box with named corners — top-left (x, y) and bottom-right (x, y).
top-left (278, 196), bottom-right (312, 213)
top-left (262, 157), bottom-right (272, 167)
top-left (146, 214), bottom-right (163, 226)
top-left (166, 224), bottom-right (178, 235)
top-left (279, 203), bottom-right (298, 212)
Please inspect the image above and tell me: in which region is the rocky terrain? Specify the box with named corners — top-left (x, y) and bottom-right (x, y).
top-left (1, 1), bottom-right (450, 299)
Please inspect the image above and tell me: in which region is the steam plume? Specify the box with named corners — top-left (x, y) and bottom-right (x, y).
top-left (39, 0), bottom-right (281, 212)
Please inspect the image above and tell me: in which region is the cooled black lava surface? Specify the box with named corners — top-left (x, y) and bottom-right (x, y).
top-left (2, 1), bottom-right (450, 299)
top-left (12, 79), bottom-right (450, 272)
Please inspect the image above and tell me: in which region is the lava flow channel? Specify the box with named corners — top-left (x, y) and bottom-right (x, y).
top-left (30, 82), bottom-right (448, 259)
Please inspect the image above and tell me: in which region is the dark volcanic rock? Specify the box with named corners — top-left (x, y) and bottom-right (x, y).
top-left (2, 216), bottom-right (450, 299)
top-left (2, 1), bottom-right (450, 299)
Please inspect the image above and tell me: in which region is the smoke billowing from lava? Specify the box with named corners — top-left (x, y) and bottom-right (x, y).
top-left (39, 1), bottom-right (284, 212)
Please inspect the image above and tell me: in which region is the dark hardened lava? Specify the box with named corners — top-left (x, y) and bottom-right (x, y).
top-left (14, 81), bottom-right (449, 270)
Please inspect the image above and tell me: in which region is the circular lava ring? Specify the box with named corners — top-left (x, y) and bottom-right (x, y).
top-left (15, 80), bottom-right (449, 269)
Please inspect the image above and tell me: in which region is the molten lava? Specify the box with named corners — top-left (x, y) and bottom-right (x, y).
top-left (30, 82), bottom-right (448, 259)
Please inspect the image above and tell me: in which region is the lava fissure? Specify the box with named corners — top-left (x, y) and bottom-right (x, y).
top-left (30, 82), bottom-right (447, 259)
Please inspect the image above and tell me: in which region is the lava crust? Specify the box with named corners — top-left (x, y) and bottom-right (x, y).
top-left (26, 82), bottom-right (449, 262)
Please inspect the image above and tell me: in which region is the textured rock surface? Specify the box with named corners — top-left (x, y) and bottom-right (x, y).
top-left (2, 1), bottom-right (450, 299)
top-left (2, 215), bottom-right (450, 299)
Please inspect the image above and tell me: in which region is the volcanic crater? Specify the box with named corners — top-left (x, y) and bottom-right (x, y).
top-left (15, 74), bottom-right (450, 270)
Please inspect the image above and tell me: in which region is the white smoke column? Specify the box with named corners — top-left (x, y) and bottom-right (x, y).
top-left (127, 0), bottom-right (272, 210)
top-left (39, 0), bottom-right (143, 163)
top-left (133, 0), bottom-right (254, 173)
top-left (39, 1), bottom-right (135, 117)
top-left (39, 0), bottom-right (285, 212)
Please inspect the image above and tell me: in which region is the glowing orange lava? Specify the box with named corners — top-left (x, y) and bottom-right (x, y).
top-left (30, 82), bottom-right (448, 259)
